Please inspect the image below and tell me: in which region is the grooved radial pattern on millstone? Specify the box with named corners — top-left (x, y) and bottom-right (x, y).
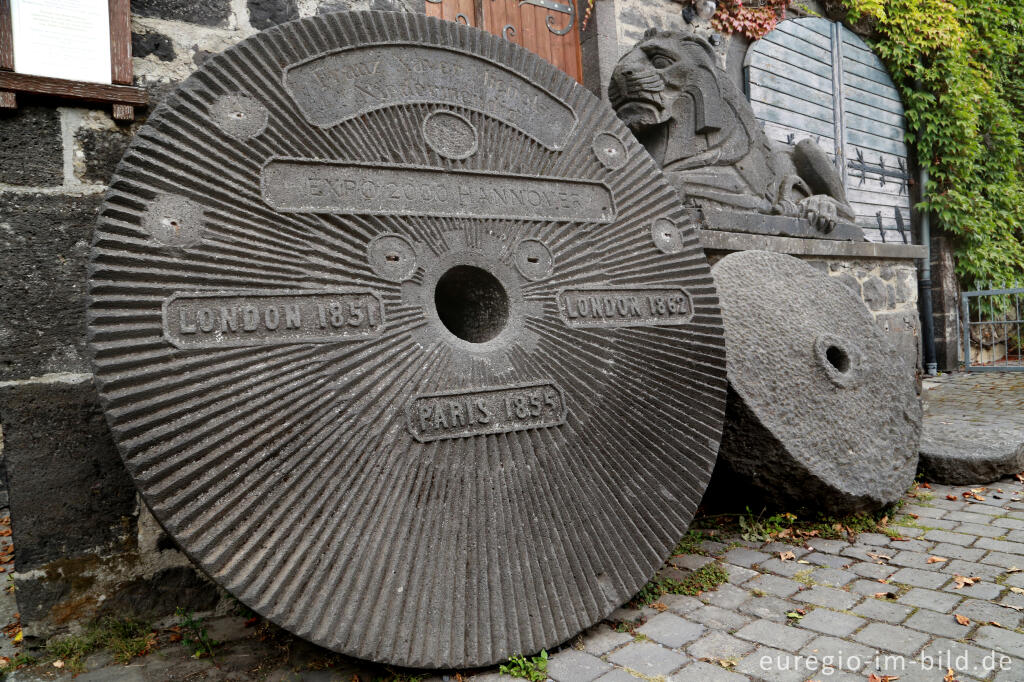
top-left (712, 251), bottom-right (921, 514)
top-left (87, 12), bottom-right (726, 668)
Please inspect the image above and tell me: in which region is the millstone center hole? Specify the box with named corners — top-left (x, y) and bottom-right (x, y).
top-left (434, 265), bottom-right (509, 343)
top-left (826, 345), bottom-right (850, 373)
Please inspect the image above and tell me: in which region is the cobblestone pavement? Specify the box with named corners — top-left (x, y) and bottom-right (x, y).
top-left (4, 374), bottom-right (1024, 681)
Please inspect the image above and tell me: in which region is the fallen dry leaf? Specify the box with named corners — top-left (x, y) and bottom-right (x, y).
top-left (920, 482), bottom-right (932, 489)
top-left (989, 621), bottom-right (1004, 628)
top-left (1009, 586), bottom-right (1024, 595)
top-left (779, 550), bottom-right (796, 562)
top-left (867, 552), bottom-right (892, 564)
top-left (954, 614), bottom-right (970, 625)
top-left (947, 494), bottom-right (958, 501)
top-left (797, 559), bottom-right (811, 564)
top-left (927, 556), bottom-right (948, 564)
top-left (53, 660), bottom-right (64, 669)
top-left (908, 513), bottom-right (919, 519)
top-left (874, 591), bottom-right (898, 599)
top-left (1007, 566), bottom-right (1021, 573)
top-left (953, 575), bottom-right (980, 589)
top-left (944, 668), bottom-right (957, 682)
top-left (651, 601), bottom-right (667, 612)
top-left (868, 674), bottom-right (900, 682)
top-left (1015, 472), bottom-right (1024, 483)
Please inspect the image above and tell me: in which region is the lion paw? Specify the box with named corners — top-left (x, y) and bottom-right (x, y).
top-left (799, 195), bottom-right (840, 234)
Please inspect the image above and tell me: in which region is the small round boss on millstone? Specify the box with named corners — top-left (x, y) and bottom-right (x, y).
top-left (88, 12), bottom-right (727, 669)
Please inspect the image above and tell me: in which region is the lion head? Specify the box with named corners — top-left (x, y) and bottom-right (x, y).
top-left (609, 28), bottom-right (725, 135)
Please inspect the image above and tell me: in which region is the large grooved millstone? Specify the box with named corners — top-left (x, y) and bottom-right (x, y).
top-left (87, 12), bottom-right (727, 668)
top-left (711, 251), bottom-right (921, 514)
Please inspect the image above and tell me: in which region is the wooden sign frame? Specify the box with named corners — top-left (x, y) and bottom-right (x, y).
top-left (0, 0), bottom-right (147, 120)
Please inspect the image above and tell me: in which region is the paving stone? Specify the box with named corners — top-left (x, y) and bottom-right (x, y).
top-left (976, 537), bottom-right (1024, 555)
top-left (956, 522), bottom-right (1007, 538)
top-left (700, 583), bottom-right (751, 609)
top-left (929, 498), bottom-right (969, 511)
top-left (840, 545), bottom-right (881, 561)
top-left (889, 550), bottom-right (938, 569)
top-left (744, 574), bottom-right (801, 598)
top-left (607, 641), bottom-right (688, 676)
top-left (973, 625), bottom-right (1024, 657)
top-left (850, 561), bottom-right (897, 580)
top-left (547, 649), bottom-right (614, 682)
top-left (1004, 529), bottom-right (1024, 543)
top-left (853, 622), bottom-right (930, 655)
top-left (852, 597), bottom-right (914, 623)
top-left (924, 529), bottom-right (973, 546)
top-left (929, 542), bottom-right (987, 561)
top-left (981, 551), bottom-right (1024, 569)
top-left (700, 540), bottom-right (730, 555)
top-left (722, 564), bottom-right (758, 585)
top-left (735, 645), bottom-right (808, 682)
top-left (792, 585), bottom-right (858, 610)
top-left (686, 631), bottom-right (755, 661)
top-left (920, 638), bottom-right (1014, 680)
top-left (661, 593), bottom-right (703, 616)
top-left (1005, 571), bottom-right (1024, 588)
top-left (910, 516), bottom-right (960, 530)
top-left (809, 567), bottom-right (857, 587)
top-left (581, 624), bottom-right (632, 656)
top-left (806, 538), bottom-right (849, 554)
top-left (723, 548), bottom-right (770, 568)
top-left (903, 504), bottom-right (947, 520)
top-left (675, 554), bottom-right (716, 570)
top-left (798, 635), bottom-right (876, 673)
top-left (890, 567), bottom-right (950, 589)
top-left (899, 587), bottom-right (962, 612)
top-left (947, 510), bottom-right (1000, 524)
top-left (737, 596), bottom-right (799, 623)
top-left (637, 613), bottom-right (705, 649)
top-left (943, 558), bottom-right (1005, 580)
top-left (955, 599), bottom-right (1023, 629)
top-left (756, 558), bottom-right (806, 577)
top-left (672, 661), bottom-right (748, 682)
top-left (992, 517), bottom-right (1024, 530)
top-left (856, 533), bottom-right (893, 546)
top-left (904, 608), bottom-right (975, 638)
top-left (760, 543), bottom-right (810, 557)
top-left (942, 580), bottom-right (1002, 600)
top-left (796, 608), bottom-right (865, 637)
top-left (734, 619), bottom-right (814, 650)
top-left (803, 552), bottom-right (851, 569)
top-left (891, 538), bottom-right (934, 553)
top-left (688, 605), bottom-right (752, 632)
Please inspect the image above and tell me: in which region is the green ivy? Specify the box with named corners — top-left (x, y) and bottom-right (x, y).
top-left (840, 0), bottom-right (1024, 288)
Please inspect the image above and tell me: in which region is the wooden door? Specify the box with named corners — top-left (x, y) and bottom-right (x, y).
top-left (425, 0), bottom-right (583, 83)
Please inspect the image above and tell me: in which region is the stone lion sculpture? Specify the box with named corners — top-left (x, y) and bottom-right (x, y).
top-left (610, 27), bottom-right (856, 235)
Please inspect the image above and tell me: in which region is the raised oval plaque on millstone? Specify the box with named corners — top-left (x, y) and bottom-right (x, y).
top-left (711, 251), bottom-right (921, 514)
top-left (87, 11), bottom-right (727, 668)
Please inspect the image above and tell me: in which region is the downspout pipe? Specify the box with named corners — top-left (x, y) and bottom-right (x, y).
top-left (918, 165), bottom-right (938, 375)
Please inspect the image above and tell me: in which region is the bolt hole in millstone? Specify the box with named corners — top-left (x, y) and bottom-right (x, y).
top-left (434, 265), bottom-right (509, 343)
top-left (826, 345), bottom-right (850, 372)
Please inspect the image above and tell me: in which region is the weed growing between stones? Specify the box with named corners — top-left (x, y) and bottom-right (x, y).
top-left (628, 563), bottom-right (730, 608)
top-left (174, 607), bottom-right (218, 661)
top-left (0, 653), bottom-right (37, 674)
top-left (44, 616), bottom-right (155, 672)
top-left (498, 649), bottom-right (548, 681)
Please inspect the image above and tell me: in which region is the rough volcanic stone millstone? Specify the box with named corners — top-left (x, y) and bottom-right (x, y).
top-left (87, 12), bottom-right (727, 668)
top-left (711, 251), bottom-right (920, 514)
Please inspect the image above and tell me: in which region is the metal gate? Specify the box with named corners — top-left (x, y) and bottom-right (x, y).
top-left (962, 286), bottom-right (1024, 371)
top-left (425, 0), bottom-right (583, 83)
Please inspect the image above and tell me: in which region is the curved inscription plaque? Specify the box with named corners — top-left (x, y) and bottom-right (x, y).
top-left (87, 11), bottom-right (726, 670)
top-left (284, 44), bottom-right (577, 149)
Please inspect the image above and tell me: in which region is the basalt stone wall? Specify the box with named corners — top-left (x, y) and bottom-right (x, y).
top-left (0, 0), bottom-right (418, 643)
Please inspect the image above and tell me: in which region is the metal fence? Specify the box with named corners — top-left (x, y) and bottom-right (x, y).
top-left (962, 286), bottom-right (1024, 371)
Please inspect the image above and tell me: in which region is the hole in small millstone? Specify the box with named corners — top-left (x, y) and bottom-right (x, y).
top-left (434, 264), bottom-right (509, 343)
top-left (385, 253), bottom-right (400, 262)
top-left (527, 256), bottom-right (539, 263)
top-left (826, 345), bottom-right (850, 373)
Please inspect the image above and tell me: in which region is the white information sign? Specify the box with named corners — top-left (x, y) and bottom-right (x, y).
top-left (11, 0), bottom-right (112, 84)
